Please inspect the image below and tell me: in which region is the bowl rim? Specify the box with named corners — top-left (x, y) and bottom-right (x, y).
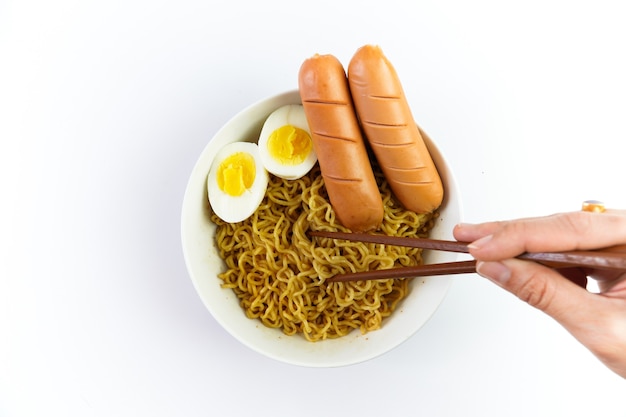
top-left (181, 89), bottom-right (463, 367)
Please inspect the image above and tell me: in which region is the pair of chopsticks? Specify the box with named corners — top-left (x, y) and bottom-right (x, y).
top-left (308, 231), bottom-right (626, 283)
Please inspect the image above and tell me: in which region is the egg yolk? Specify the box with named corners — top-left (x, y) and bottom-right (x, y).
top-left (216, 152), bottom-right (256, 197)
top-left (267, 125), bottom-right (312, 165)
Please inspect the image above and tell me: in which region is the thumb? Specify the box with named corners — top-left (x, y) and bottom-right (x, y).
top-left (476, 258), bottom-right (594, 328)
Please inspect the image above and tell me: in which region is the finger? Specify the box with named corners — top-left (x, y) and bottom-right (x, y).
top-left (477, 258), bottom-right (626, 378)
top-left (453, 222), bottom-right (502, 242)
top-left (455, 209), bottom-right (626, 244)
top-left (475, 258), bottom-right (597, 331)
top-left (467, 211), bottom-right (626, 261)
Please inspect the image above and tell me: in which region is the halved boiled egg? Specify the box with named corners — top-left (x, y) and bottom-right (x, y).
top-left (258, 104), bottom-right (317, 180)
top-left (207, 142), bottom-right (269, 223)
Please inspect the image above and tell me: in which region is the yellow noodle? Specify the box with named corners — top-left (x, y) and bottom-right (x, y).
top-left (210, 163), bottom-right (436, 342)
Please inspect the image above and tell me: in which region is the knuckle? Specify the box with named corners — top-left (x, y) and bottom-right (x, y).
top-left (514, 270), bottom-right (556, 311)
top-left (489, 221), bottom-right (532, 254)
top-left (502, 219), bottom-right (551, 255)
top-left (559, 212), bottom-right (594, 240)
top-left (558, 211), bottom-right (626, 244)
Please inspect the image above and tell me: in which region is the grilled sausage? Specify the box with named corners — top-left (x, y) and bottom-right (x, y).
top-left (348, 45), bottom-right (443, 213)
top-left (298, 53), bottom-right (384, 232)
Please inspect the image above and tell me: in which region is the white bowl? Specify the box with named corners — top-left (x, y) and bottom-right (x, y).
top-left (181, 90), bottom-right (462, 367)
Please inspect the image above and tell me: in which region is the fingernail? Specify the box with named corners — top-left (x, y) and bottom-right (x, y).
top-left (476, 261), bottom-right (511, 285)
top-left (467, 234), bottom-right (493, 251)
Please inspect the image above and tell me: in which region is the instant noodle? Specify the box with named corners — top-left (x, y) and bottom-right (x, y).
top-left (211, 163), bottom-right (436, 342)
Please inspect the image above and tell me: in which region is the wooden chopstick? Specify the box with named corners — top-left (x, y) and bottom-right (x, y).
top-left (310, 231), bottom-right (471, 253)
top-left (325, 260), bottom-right (477, 283)
top-left (309, 230), bottom-right (626, 282)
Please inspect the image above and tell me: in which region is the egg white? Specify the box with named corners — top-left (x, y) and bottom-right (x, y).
top-left (258, 104), bottom-right (317, 180)
top-left (207, 142), bottom-right (269, 223)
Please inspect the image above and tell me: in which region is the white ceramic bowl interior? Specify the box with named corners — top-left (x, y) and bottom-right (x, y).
top-left (181, 90), bottom-right (462, 367)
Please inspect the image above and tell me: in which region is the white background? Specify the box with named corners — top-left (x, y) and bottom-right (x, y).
top-left (2, 1), bottom-right (626, 416)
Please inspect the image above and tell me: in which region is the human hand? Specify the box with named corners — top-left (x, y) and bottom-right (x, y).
top-left (453, 210), bottom-right (626, 378)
